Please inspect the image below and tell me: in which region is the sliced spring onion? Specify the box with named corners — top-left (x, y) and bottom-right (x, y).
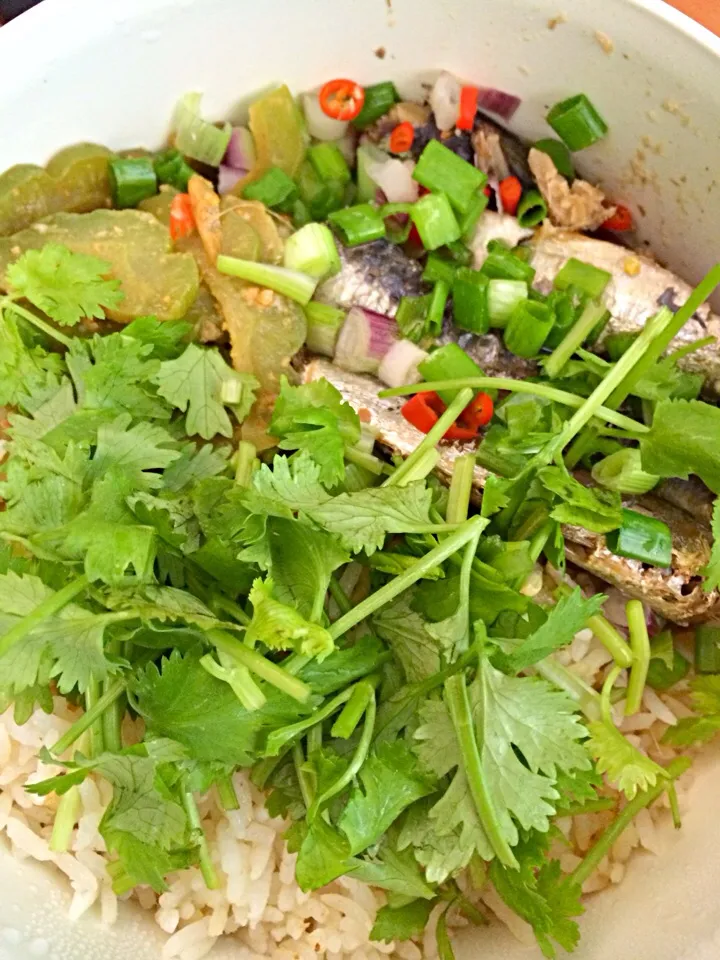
top-left (216, 255), bottom-right (317, 306)
top-left (533, 138), bottom-right (575, 179)
top-left (108, 156), bottom-right (157, 209)
top-left (694, 624), bottom-right (720, 674)
top-left (487, 279), bottom-right (527, 328)
top-left (605, 508), bottom-right (672, 568)
top-left (304, 302), bottom-right (346, 356)
top-left (334, 306), bottom-right (396, 374)
top-left (546, 93), bottom-right (609, 151)
top-left (328, 203), bottom-right (386, 246)
top-left (447, 240), bottom-right (474, 266)
top-left (543, 290), bottom-right (578, 349)
top-left (296, 159), bottom-right (344, 220)
top-left (418, 342), bottom-right (486, 405)
top-left (411, 192), bottom-right (461, 250)
top-left (554, 257), bottom-right (611, 298)
top-left (591, 448), bottom-right (659, 495)
top-left (460, 190), bottom-right (490, 241)
top-left (353, 81), bottom-right (400, 129)
top-left (308, 142), bottom-right (351, 186)
top-left (452, 267), bottom-right (490, 335)
top-left (153, 148), bottom-right (194, 192)
top-left (356, 143), bottom-right (388, 203)
top-left (428, 280), bottom-right (450, 336)
top-left (396, 293), bottom-right (432, 343)
top-left (516, 189), bottom-right (548, 228)
top-left (423, 251), bottom-right (458, 287)
top-left (480, 247), bottom-right (535, 284)
top-left (173, 92), bottom-right (232, 167)
top-left (243, 166), bottom-right (298, 210)
top-left (283, 223), bottom-right (340, 279)
top-left (412, 139), bottom-right (488, 214)
top-left (503, 299), bottom-right (554, 357)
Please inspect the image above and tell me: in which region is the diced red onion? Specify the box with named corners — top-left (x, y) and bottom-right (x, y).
top-left (366, 157), bottom-right (419, 203)
top-left (378, 339), bottom-right (429, 388)
top-left (430, 72), bottom-right (461, 131)
top-left (302, 91), bottom-right (349, 141)
top-left (477, 87), bottom-right (522, 121)
top-left (218, 164), bottom-right (246, 195)
top-left (224, 126), bottom-right (256, 171)
top-left (334, 306), bottom-right (396, 375)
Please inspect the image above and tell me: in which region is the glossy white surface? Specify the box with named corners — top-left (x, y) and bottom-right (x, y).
top-left (0, 0), bottom-right (719, 956)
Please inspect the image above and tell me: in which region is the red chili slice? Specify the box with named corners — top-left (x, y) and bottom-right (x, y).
top-left (602, 203), bottom-right (633, 232)
top-left (318, 79), bottom-right (366, 121)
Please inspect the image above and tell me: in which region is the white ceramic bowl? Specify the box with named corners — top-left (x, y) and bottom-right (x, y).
top-left (1, 1), bottom-right (720, 958)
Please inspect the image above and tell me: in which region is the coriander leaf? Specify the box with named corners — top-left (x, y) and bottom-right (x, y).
top-left (0, 309), bottom-right (64, 408)
top-left (502, 587), bottom-right (606, 673)
top-left (307, 481), bottom-right (433, 554)
top-left (295, 818), bottom-right (357, 892)
top-left (338, 741), bottom-right (436, 855)
top-left (132, 650), bottom-right (311, 766)
top-left (88, 414), bottom-right (181, 490)
top-left (424, 535), bottom-right (476, 663)
top-left (74, 334), bottom-right (170, 421)
top-left (41, 611), bottom-right (122, 694)
top-left (490, 858), bottom-right (583, 959)
top-left (664, 675), bottom-right (720, 747)
top-left (398, 791), bottom-right (487, 884)
top-left (702, 498), bottom-right (720, 593)
top-left (6, 244), bottom-right (123, 326)
top-left (108, 834), bottom-right (196, 894)
top-left (102, 585), bottom-right (219, 631)
top-left (633, 358), bottom-right (703, 402)
top-left (371, 899), bottom-right (435, 943)
top-left (586, 717), bottom-right (667, 799)
top-left (154, 343), bottom-right (258, 440)
top-left (123, 316), bottom-right (192, 359)
top-left (296, 634), bottom-right (389, 696)
top-left (162, 442), bottom-right (230, 493)
top-left (538, 466), bottom-right (622, 533)
top-left (350, 831), bottom-right (437, 900)
top-left (269, 377), bottom-right (361, 486)
top-left (480, 474), bottom-right (512, 518)
top-left (267, 517), bottom-right (348, 621)
top-left (129, 492), bottom-right (201, 555)
top-left (246, 577), bottom-right (334, 660)
top-left (372, 593), bottom-right (441, 683)
top-left (641, 399), bottom-right (720, 493)
top-left (251, 452), bottom-right (332, 512)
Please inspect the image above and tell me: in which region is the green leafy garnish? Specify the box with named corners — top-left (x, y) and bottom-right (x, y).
top-left (640, 399), bottom-right (720, 493)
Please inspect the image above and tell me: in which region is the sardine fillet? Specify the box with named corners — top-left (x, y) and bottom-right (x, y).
top-left (304, 358), bottom-right (720, 624)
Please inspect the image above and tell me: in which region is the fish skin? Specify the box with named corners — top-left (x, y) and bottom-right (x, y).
top-left (316, 240), bottom-right (423, 319)
top-left (529, 229), bottom-right (720, 393)
top-left (303, 357), bottom-right (720, 624)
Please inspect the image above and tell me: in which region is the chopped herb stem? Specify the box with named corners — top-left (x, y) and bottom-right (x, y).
top-left (49, 787), bottom-right (81, 854)
top-left (267, 685), bottom-right (357, 756)
top-left (329, 575), bottom-right (353, 616)
top-left (50, 678), bottom-right (126, 757)
top-left (543, 300), bottom-right (609, 380)
top-left (571, 756), bottom-right (690, 887)
top-left (344, 445), bottom-right (386, 474)
top-left (0, 574), bottom-right (89, 659)
top-left (625, 599), bottom-right (650, 715)
top-left (182, 784), bottom-right (219, 890)
top-left (445, 673), bottom-right (518, 868)
top-left (234, 441), bottom-right (257, 487)
top-left (331, 678), bottom-right (376, 739)
top-left (556, 584), bottom-right (632, 668)
top-left (328, 516), bottom-right (486, 640)
top-left (293, 743), bottom-right (315, 810)
top-left (667, 335), bottom-right (715, 362)
top-left (533, 655), bottom-right (602, 721)
top-left (210, 593), bottom-right (250, 626)
top-left (208, 629), bottom-right (311, 703)
top-left (446, 454), bottom-right (475, 524)
top-left (308, 724), bottom-right (323, 756)
top-left (85, 676), bottom-right (105, 758)
top-left (385, 388), bottom-right (474, 487)
top-left (215, 774), bottom-right (239, 811)
top-left (4, 299), bottom-right (74, 348)
top-left (379, 379), bottom-right (647, 434)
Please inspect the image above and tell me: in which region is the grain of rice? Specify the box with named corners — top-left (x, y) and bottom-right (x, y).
top-left (6, 817), bottom-right (54, 860)
top-left (157, 908), bottom-right (182, 934)
top-left (100, 883), bottom-right (118, 924)
top-left (635, 807), bottom-right (661, 854)
top-left (571, 628), bottom-right (593, 661)
top-left (163, 917), bottom-right (212, 958)
top-left (610, 862), bottom-right (625, 884)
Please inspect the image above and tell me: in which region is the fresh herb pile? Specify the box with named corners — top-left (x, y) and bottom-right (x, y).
top-left (1, 73), bottom-right (720, 960)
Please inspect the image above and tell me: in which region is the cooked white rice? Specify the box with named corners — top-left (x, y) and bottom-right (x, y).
top-left (0, 586), bottom-right (695, 959)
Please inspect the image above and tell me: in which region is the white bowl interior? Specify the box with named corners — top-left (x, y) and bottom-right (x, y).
top-left (0, 0), bottom-right (720, 956)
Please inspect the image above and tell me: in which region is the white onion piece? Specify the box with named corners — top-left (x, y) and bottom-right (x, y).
top-left (224, 126), bottom-right (255, 170)
top-left (366, 157), bottom-right (419, 204)
top-left (378, 339), bottom-right (428, 388)
top-left (334, 306), bottom-right (396, 374)
top-left (470, 211), bottom-right (534, 268)
top-left (302, 92), bottom-right (349, 141)
top-left (430, 72), bottom-right (461, 131)
top-left (217, 164), bottom-right (246, 195)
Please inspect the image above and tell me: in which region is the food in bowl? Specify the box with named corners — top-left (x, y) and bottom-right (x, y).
top-left (0, 70), bottom-right (719, 960)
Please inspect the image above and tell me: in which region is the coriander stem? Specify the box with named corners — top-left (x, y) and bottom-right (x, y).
top-left (0, 574), bottom-right (89, 658)
top-left (307, 723), bottom-right (323, 756)
top-left (555, 585), bottom-right (633, 669)
top-left (211, 592), bottom-right (250, 626)
top-left (49, 786), bottom-right (81, 853)
top-left (208, 629), bottom-right (311, 703)
top-left (308, 691), bottom-right (376, 820)
top-left (101, 638), bottom-right (123, 753)
top-left (446, 454), bottom-right (475, 524)
top-left (331, 677), bottom-right (379, 739)
top-left (234, 440), bottom-right (257, 487)
top-left (534, 656), bottom-right (602, 721)
top-left (344, 445), bottom-right (385, 475)
top-left (625, 599), bottom-right (650, 716)
top-left (445, 674), bottom-right (517, 868)
top-left (384, 388), bottom-right (474, 488)
top-left (85, 677), bottom-right (105, 758)
top-left (293, 743), bottom-right (314, 809)
top-left (601, 664), bottom-right (623, 723)
top-left (544, 300), bottom-right (609, 380)
top-left (215, 774), bottom-right (239, 811)
top-left (5, 299), bottom-right (73, 348)
top-left (557, 797), bottom-right (617, 816)
top-left (667, 334), bottom-right (715, 362)
top-left (266, 685), bottom-right (357, 757)
top-left (51, 678), bottom-right (126, 757)
top-left (328, 576), bottom-right (353, 616)
top-left (608, 265), bottom-right (720, 407)
top-left (379, 379), bottom-right (648, 434)
top-left (182, 785), bottom-right (219, 890)
top-left (667, 781), bottom-right (682, 829)
top-left (571, 756), bottom-right (691, 887)
top-left (328, 516), bottom-right (487, 641)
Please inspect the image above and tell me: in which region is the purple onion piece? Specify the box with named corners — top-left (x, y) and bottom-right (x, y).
top-left (334, 306), bottom-right (396, 375)
top-left (218, 164), bottom-right (246, 195)
top-left (476, 87), bottom-right (522, 121)
top-left (224, 126), bottom-right (255, 170)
